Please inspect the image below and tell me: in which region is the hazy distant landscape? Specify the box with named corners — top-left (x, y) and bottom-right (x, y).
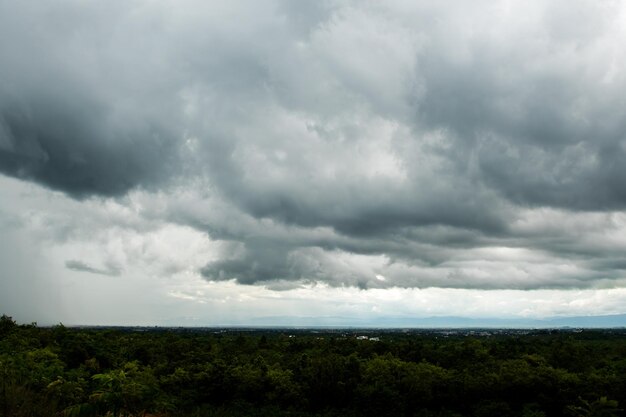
top-left (195, 313), bottom-right (626, 329)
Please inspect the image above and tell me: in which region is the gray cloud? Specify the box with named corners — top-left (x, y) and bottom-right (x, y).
top-left (2, 1), bottom-right (626, 290)
top-left (0, 94), bottom-right (179, 197)
top-left (65, 260), bottom-right (121, 277)
top-left (0, 2), bottom-right (183, 198)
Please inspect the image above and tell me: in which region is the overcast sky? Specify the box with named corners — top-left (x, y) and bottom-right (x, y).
top-left (2, 1), bottom-right (626, 325)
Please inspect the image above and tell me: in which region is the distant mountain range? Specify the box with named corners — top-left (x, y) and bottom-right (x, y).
top-left (227, 313), bottom-right (626, 328)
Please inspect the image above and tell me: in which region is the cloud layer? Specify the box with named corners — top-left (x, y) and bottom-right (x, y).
top-left (2, 1), bottom-right (626, 291)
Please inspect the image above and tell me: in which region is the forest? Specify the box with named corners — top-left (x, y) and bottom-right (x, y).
top-left (1, 314), bottom-right (626, 417)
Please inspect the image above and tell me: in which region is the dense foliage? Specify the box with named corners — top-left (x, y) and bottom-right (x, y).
top-left (1, 314), bottom-right (625, 417)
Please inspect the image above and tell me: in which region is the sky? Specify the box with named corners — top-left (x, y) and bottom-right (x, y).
top-left (2, 0), bottom-right (626, 326)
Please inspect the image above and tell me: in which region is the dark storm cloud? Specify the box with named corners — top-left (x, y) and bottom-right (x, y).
top-left (2, 0), bottom-right (626, 289)
top-left (0, 2), bottom-right (182, 197)
top-left (0, 94), bottom-right (178, 197)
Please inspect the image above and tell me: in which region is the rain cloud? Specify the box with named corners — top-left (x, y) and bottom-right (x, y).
top-left (2, 0), bottom-right (626, 290)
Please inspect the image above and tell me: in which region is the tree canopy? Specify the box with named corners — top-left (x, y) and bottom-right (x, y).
top-left (1, 319), bottom-right (625, 417)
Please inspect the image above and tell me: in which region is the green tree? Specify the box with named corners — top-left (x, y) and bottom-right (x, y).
top-left (89, 361), bottom-right (159, 416)
top-left (0, 315), bottom-right (16, 337)
top-left (566, 397), bottom-right (621, 417)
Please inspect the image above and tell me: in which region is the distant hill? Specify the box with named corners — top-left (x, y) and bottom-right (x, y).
top-left (234, 313), bottom-right (626, 328)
